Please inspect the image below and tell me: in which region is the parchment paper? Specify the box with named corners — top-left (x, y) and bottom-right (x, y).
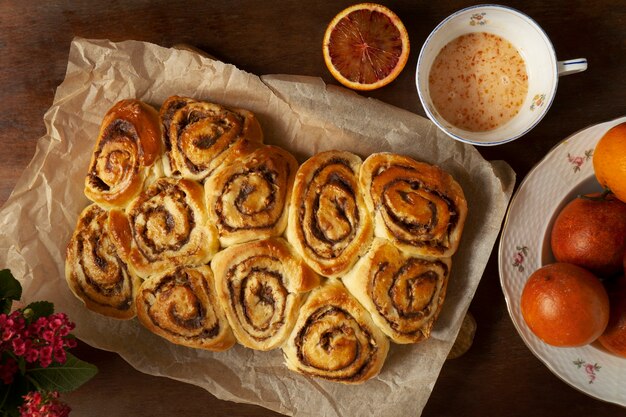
top-left (0, 38), bottom-right (515, 417)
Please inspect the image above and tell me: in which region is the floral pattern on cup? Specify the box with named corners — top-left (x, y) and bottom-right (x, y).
top-left (512, 245), bottom-right (528, 272)
top-left (567, 149), bottom-right (593, 173)
top-left (530, 94), bottom-right (546, 111)
top-left (469, 12), bottom-right (487, 26)
top-left (573, 359), bottom-right (601, 384)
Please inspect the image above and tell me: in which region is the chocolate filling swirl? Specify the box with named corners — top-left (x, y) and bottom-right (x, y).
top-left (140, 267), bottom-right (220, 341)
top-left (226, 255), bottom-right (289, 342)
top-left (216, 167), bottom-right (282, 232)
top-left (170, 102), bottom-right (245, 175)
top-left (130, 180), bottom-right (196, 262)
top-left (371, 165), bottom-right (459, 252)
top-left (370, 258), bottom-right (448, 337)
top-left (294, 305), bottom-right (379, 382)
top-left (68, 205), bottom-right (135, 315)
top-left (87, 119), bottom-right (140, 195)
top-left (299, 158), bottom-right (361, 259)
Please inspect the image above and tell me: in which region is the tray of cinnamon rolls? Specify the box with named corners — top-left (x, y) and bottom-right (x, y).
top-left (65, 95), bottom-right (468, 384)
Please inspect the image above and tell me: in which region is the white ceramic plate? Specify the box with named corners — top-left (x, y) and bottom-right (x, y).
top-left (499, 116), bottom-right (626, 405)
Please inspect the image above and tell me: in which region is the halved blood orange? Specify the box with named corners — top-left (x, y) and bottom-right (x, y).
top-left (323, 3), bottom-right (410, 91)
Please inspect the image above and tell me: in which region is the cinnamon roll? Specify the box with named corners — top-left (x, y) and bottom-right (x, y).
top-left (205, 145), bottom-right (298, 247)
top-left (359, 153), bottom-right (467, 258)
top-left (84, 99), bottom-right (163, 209)
top-left (65, 204), bottom-right (140, 319)
top-left (343, 238), bottom-right (450, 344)
top-left (286, 151), bottom-right (373, 278)
top-left (135, 265), bottom-right (236, 351)
top-left (282, 279), bottom-right (389, 384)
top-left (211, 238), bottom-right (320, 350)
top-left (109, 177), bottom-right (219, 278)
top-left (160, 96), bottom-right (263, 181)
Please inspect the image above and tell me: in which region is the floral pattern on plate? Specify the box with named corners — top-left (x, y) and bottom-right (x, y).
top-left (469, 12), bottom-right (488, 26)
top-left (498, 116), bottom-right (626, 406)
top-left (573, 359), bottom-right (601, 384)
top-left (530, 94), bottom-right (546, 111)
top-left (512, 246), bottom-right (529, 272)
top-left (567, 149), bottom-right (593, 173)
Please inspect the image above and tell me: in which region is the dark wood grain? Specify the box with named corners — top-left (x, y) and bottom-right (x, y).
top-left (1, 0), bottom-right (625, 415)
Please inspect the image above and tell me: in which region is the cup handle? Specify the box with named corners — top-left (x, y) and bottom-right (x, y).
top-left (557, 58), bottom-right (588, 76)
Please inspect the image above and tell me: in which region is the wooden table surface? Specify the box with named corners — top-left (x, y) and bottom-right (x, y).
top-left (1, 0), bottom-right (625, 416)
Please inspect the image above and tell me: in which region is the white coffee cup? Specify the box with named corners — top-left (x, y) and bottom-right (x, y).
top-left (416, 4), bottom-right (587, 146)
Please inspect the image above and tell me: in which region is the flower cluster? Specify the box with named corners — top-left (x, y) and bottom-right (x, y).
top-left (0, 269), bottom-right (97, 417)
top-left (1, 311), bottom-right (77, 374)
top-left (18, 391), bottom-right (71, 417)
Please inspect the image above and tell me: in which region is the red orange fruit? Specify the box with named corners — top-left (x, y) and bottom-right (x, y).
top-left (598, 276), bottom-right (626, 357)
top-left (322, 3), bottom-right (410, 91)
top-left (593, 122), bottom-right (626, 204)
top-left (520, 263), bottom-right (609, 347)
top-left (550, 193), bottom-right (626, 277)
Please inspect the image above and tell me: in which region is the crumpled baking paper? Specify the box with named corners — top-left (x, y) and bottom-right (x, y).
top-left (0, 38), bottom-right (515, 417)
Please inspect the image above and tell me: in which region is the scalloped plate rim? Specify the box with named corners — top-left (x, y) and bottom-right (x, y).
top-left (498, 115), bottom-right (626, 407)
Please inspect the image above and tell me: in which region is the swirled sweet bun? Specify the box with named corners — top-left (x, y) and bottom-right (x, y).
top-left (160, 96), bottom-right (263, 181)
top-left (205, 145), bottom-right (298, 247)
top-left (135, 265), bottom-right (236, 351)
top-left (211, 238), bottom-right (320, 350)
top-left (65, 204), bottom-right (140, 319)
top-left (109, 177), bottom-right (219, 278)
top-left (343, 238), bottom-right (450, 344)
top-left (286, 150), bottom-right (373, 278)
top-left (359, 153), bottom-right (467, 258)
top-left (84, 99), bottom-right (163, 208)
top-left (282, 279), bottom-right (390, 384)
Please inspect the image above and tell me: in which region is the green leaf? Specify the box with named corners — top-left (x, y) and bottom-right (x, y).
top-left (22, 301), bottom-right (54, 322)
top-left (26, 352), bottom-right (98, 393)
top-left (0, 270), bottom-right (21, 314)
top-left (0, 300), bottom-right (11, 316)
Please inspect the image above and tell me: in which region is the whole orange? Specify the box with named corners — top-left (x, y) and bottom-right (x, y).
top-left (550, 193), bottom-right (626, 277)
top-left (598, 276), bottom-right (626, 357)
top-left (593, 122), bottom-right (626, 204)
top-left (521, 263), bottom-right (609, 347)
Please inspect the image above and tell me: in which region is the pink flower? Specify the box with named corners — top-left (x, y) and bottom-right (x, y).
top-left (567, 154), bottom-right (584, 167)
top-left (42, 330), bottom-right (55, 343)
top-left (19, 391), bottom-right (71, 417)
top-left (39, 346), bottom-right (53, 368)
top-left (12, 336), bottom-right (27, 356)
top-left (513, 252), bottom-right (524, 264)
top-left (1, 309), bottom-right (77, 372)
top-left (584, 364), bottom-right (597, 382)
top-left (25, 346), bottom-right (40, 363)
top-left (1, 311), bottom-right (25, 344)
top-left (52, 348), bottom-right (66, 365)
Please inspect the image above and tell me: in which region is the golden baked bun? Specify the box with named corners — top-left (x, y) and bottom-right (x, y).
top-left (65, 204), bottom-right (140, 319)
top-left (205, 145), bottom-right (298, 247)
top-left (160, 96), bottom-right (263, 181)
top-left (109, 177), bottom-right (219, 278)
top-left (211, 238), bottom-right (320, 350)
top-left (135, 265), bottom-right (236, 351)
top-left (286, 150), bottom-right (373, 278)
top-left (343, 238), bottom-right (451, 344)
top-left (84, 99), bottom-right (163, 209)
top-left (282, 279), bottom-right (390, 384)
top-left (360, 153), bottom-right (467, 258)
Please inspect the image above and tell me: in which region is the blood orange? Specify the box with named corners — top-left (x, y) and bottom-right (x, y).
top-left (520, 263), bottom-right (609, 347)
top-left (593, 122), bottom-right (626, 204)
top-left (322, 3), bottom-right (410, 91)
top-left (598, 276), bottom-right (626, 357)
